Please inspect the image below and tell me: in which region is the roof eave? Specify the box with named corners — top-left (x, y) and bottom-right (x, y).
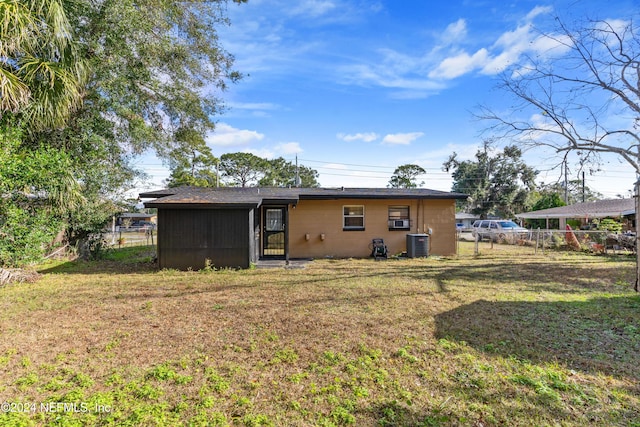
top-left (144, 202), bottom-right (260, 209)
top-left (299, 193), bottom-right (468, 201)
top-left (516, 211), bottom-right (630, 219)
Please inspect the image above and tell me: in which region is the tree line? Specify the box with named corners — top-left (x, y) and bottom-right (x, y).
top-left (1, 0), bottom-right (247, 266)
top-left (442, 141), bottom-right (603, 221)
top-left (390, 148), bottom-right (601, 222)
top-left (183, 149), bottom-right (602, 224)
top-left (167, 152), bottom-right (320, 188)
top-left (2, 2), bottom-right (640, 268)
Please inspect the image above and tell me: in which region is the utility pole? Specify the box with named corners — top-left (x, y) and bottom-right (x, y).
top-left (295, 154), bottom-right (301, 187)
top-left (216, 161), bottom-right (220, 187)
top-left (563, 160), bottom-right (568, 204)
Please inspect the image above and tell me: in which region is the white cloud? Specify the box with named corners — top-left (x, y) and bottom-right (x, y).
top-left (382, 132), bottom-right (424, 145)
top-left (426, 6), bottom-right (572, 80)
top-left (339, 62), bottom-right (446, 98)
top-left (442, 19), bottom-right (468, 44)
top-left (237, 148), bottom-right (272, 159)
top-left (425, 143), bottom-right (479, 161)
top-left (431, 24), bottom-right (524, 79)
top-left (360, 5), bottom-right (563, 85)
top-left (275, 142), bottom-right (303, 155)
top-left (524, 119), bottom-right (551, 144)
top-left (525, 5), bottom-right (553, 21)
top-left (218, 4), bottom-right (328, 79)
top-left (228, 101), bottom-right (281, 118)
top-left (429, 48), bottom-right (489, 79)
top-left (290, 0), bottom-right (336, 18)
top-left (214, 142), bottom-right (302, 161)
top-left (223, 2), bottom-right (564, 100)
top-left (339, 6), bottom-right (558, 92)
top-left (480, 21), bottom-right (565, 75)
top-left (206, 123), bottom-right (265, 147)
top-left (337, 132), bottom-right (379, 142)
top-left (229, 102), bottom-right (279, 111)
top-left (597, 18), bottom-right (629, 34)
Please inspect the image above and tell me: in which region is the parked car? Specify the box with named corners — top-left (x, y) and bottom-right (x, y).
top-left (472, 220), bottom-right (528, 242)
top-left (132, 221), bottom-right (156, 230)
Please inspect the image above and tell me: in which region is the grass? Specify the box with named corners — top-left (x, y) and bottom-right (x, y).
top-left (0, 243), bottom-right (638, 426)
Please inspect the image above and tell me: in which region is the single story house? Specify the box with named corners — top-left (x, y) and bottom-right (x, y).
top-left (140, 186), bottom-right (468, 269)
top-left (117, 212), bottom-right (157, 227)
top-left (515, 198), bottom-right (636, 230)
top-left (455, 213), bottom-right (480, 230)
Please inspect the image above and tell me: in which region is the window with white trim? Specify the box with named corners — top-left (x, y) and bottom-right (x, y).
top-left (343, 205), bottom-right (364, 230)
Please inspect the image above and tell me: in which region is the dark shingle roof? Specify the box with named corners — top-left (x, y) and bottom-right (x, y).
top-left (141, 187), bottom-right (468, 208)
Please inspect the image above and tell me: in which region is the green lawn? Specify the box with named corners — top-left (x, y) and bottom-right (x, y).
top-left (0, 244), bottom-right (638, 426)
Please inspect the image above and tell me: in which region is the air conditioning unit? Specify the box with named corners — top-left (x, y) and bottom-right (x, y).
top-left (406, 233), bottom-right (429, 258)
top-left (389, 219), bottom-right (409, 229)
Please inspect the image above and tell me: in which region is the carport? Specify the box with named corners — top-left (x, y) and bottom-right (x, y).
top-left (516, 198), bottom-right (635, 230)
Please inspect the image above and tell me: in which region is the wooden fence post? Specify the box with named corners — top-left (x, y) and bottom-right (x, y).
top-left (474, 230), bottom-right (479, 255)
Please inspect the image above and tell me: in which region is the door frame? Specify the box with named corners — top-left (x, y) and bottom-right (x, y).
top-left (261, 205), bottom-right (289, 260)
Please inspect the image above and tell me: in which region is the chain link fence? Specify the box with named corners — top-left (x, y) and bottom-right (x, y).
top-left (105, 227), bottom-right (156, 248)
top-left (458, 229), bottom-right (636, 255)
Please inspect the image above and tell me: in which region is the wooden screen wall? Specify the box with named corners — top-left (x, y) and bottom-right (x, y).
top-left (157, 208), bottom-right (252, 270)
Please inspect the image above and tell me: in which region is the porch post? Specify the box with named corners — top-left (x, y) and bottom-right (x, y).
top-left (285, 205), bottom-right (290, 264)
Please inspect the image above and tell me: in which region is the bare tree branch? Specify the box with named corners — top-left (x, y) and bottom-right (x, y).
top-left (478, 15), bottom-right (640, 175)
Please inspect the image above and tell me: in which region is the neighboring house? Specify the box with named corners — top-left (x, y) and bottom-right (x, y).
top-left (117, 212), bottom-right (157, 227)
top-left (455, 213), bottom-right (480, 230)
top-left (515, 198), bottom-right (635, 230)
top-left (140, 186), bottom-right (468, 270)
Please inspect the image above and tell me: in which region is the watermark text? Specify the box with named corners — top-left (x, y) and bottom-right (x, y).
top-left (1, 401), bottom-right (111, 414)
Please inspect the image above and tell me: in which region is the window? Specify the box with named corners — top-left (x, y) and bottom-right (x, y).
top-left (343, 205), bottom-right (364, 230)
top-left (265, 208), bottom-right (284, 231)
top-left (388, 206), bottom-right (410, 230)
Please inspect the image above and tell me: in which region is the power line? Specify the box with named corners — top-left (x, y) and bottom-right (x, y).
top-left (131, 154), bottom-right (637, 177)
top-left (296, 158), bottom-right (445, 171)
top-left (132, 159), bottom-right (634, 185)
top-left (130, 152), bottom-right (638, 195)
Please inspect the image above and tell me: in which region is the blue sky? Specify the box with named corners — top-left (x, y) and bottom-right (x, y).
top-left (136, 0), bottom-right (639, 199)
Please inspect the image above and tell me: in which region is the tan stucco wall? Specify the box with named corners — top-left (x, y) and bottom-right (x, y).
top-left (288, 198), bottom-right (457, 258)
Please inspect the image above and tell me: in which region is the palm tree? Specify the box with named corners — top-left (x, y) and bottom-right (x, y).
top-left (0, 0), bottom-right (86, 130)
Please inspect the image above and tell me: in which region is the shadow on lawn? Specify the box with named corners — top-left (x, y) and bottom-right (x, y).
top-left (400, 257), bottom-right (637, 295)
top-left (38, 246), bottom-right (158, 275)
top-left (38, 259), bottom-right (157, 275)
top-left (435, 295), bottom-right (640, 379)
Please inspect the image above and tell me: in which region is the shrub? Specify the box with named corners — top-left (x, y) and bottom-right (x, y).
top-left (0, 205), bottom-right (63, 266)
top-left (596, 218), bottom-right (623, 233)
